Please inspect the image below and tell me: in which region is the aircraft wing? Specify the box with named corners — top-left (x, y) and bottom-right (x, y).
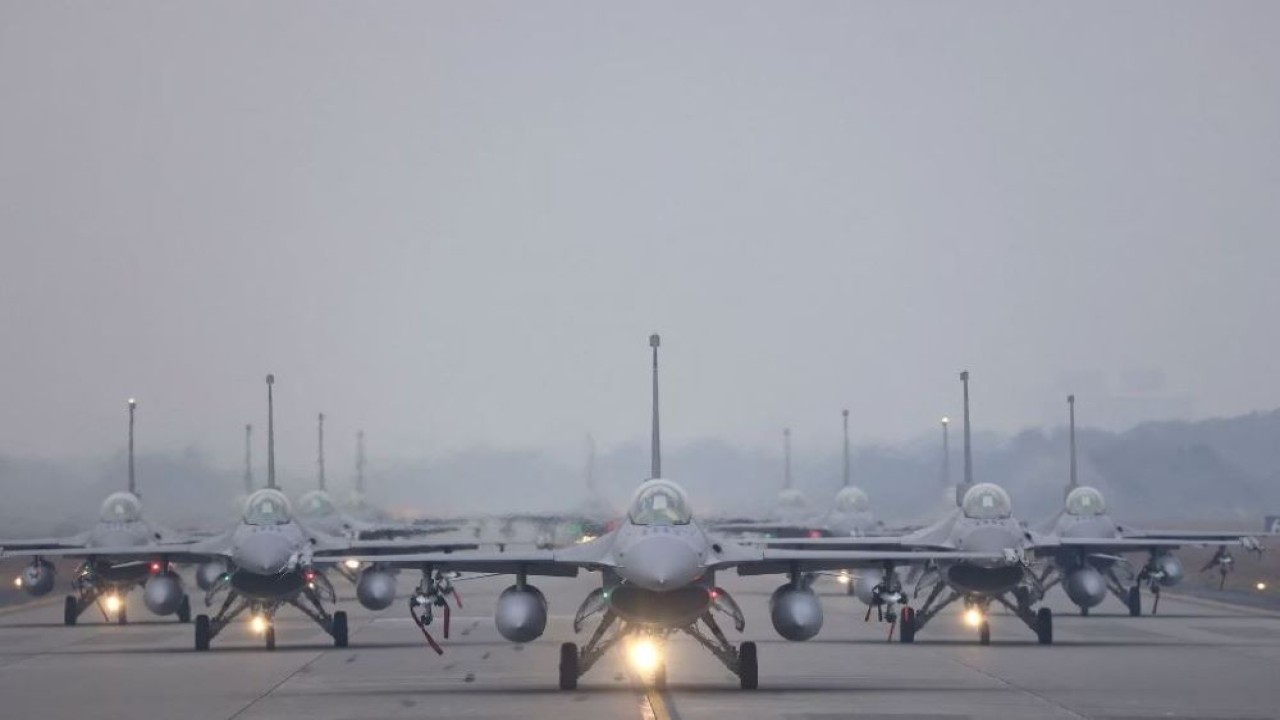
top-left (0, 533), bottom-right (90, 551)
top-left (723, 535), bottom-right (954, 552)
top-left (1119, 529), bottom-right (1267, 544)
top-left (318, 538), bottom-right (482, 558)
top-left (320, 534), bottom-right (615, 576)
top-left (723, 547), bottom-right (1017, 576)
top-left (1031, 534), bottom-right (1263, 557)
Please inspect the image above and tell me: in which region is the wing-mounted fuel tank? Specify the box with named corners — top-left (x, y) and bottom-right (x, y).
top-left (1063, 567), bottom-right (1106, 609)
top-left (495, 585), bottom-right (548, 643)
top-left (356, 567), bottom-right (397, 611)
top-left (769, 585), bottom-right (823, 641)
top-left (18, 559), bottom-right (56, 596)
top-left (853, 568), bottom-right (884, 606)
top-left (143, 571), bottom-right (185, 615)
top-left (195, 560), bottom-right (229, 591)
top-left (1151, 553), bottom-right (1184, 587)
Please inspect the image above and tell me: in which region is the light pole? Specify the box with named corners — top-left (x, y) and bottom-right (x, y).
top-left (127, 398), bottom-right (137, 497)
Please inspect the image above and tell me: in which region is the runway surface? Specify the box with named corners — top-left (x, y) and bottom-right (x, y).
top-left (1, 573), bottom-right (1278, 719)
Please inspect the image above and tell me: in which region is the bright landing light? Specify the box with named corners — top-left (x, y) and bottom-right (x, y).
top-left (13, 577), bottom-right (22, 588)
top-left (627, 638), bottom-right (661, 673)
top-left (250, 615), bottom-right (269, 634)
top-left (104, 595), bottom-right (122, 613)
top-left (1257, 582), bottom-right (1268, 592)
top-left (343, 559), bottom-right (361, 570)
top-left (836, 572), bottom-right (851, 585)
top-left (963, 608), bottom-right (984, 628)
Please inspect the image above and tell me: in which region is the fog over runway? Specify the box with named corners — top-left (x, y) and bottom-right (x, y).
top-left (1, 573), bottom-right (1278, 720)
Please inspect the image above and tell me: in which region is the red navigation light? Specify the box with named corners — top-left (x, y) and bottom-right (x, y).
top-left (708, 588), bottom-right (720, 600)
top-left (303, 569), bottom-right (316, 582)
top-left (807, 530), bottom-right (823, 539)
top-left (149, 561), bottom-right (163, 574)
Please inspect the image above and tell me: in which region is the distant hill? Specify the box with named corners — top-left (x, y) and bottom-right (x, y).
top-left (1, 410), bottom-right (1277, 535)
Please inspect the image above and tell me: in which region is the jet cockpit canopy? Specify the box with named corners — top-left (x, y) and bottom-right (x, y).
top-left (297, 490), bottom-right (337, 518)
top-left (243, 489), bottom-right (293, 526)
top-left (1065, 486), bottom-right (1107, 516)
top-left (961, 482), bottom-right (1013, 520)
top-left (99, 492), bottom-right (143, 523)
top-left (628, 480), bottom-right (693, 526)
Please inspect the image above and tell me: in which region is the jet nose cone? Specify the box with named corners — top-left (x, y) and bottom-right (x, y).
top-left (621, 536), bottom-right (702, 591)
top-left (232, 534), bottom-right (294, 575)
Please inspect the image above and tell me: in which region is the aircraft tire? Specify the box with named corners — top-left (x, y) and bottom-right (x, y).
top-left (738, 641), bottom-right (758, 690)
top-left (559, 642), bottom-right (579, 691)
top-left (194, 615), bottom-right (211, 651)
top-left (265, 625), bottom-right (276, 651)
top-left (653, 662), bottom-right (667, 689)
top-left (1127, 586), bottom-right (1142, 617)
top-left (332, 611), bottom-right (349, 648)
top-left (899, 607), bottom-right (916, 643)
top-left (63, 596), bottom-right (78, 626)
top-left (118, 605), bottom-right (128, 625)
top-left (1037, 607), bottom-right (1053, 645)
top-left (177, 595), bottom-right (192, 624)
top-left (978, 619), bottom-right (991, 646)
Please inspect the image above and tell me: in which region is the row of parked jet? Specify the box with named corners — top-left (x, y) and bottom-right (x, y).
top-left (0, 337), bottom-right (1266, 691)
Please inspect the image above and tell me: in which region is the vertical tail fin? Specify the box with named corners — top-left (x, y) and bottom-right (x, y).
top-left (1067, 394), bottom-right (1078, 498)
top-left (941, 416), bottom-right (951, 488)
top-left (244, 424), bottom-right (254, 495)
top-left (317, 412), bottom-right (326, 492)
top-left (266, 374), bottom-right (277, 490)
top-left (841, 409), bottom-right (850, 488)
top-left (585, 433), bottom-right (597, 491)
top-left (649, 334), bottom-right (662, 480)
top-left (783, 428), bottom-right (792, 490)
top-left (127, 398), bottom-right (138, 497)
top-left (355, 430), bottom-right (366, 494)
top-left (956, 370), bottom-right (974, 507)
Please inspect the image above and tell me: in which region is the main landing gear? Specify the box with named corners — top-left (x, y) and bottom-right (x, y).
top-left (194, 573), bottom-right (347, 651)
top-left (562, 587), bottom-right (757, 690)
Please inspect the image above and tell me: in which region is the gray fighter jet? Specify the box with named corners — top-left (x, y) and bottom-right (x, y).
top-left (741, 372), bottom-right (1266, 645)
top-left (1, 398), bottom-right (199, 625)
top-left (335, 335), bottom-right (1009, 689)
top-left (713, 414), bottom-right (883, 540)
top-left (1033, 394), bottom-right (1261, 616)
top-left (3, 376), bottom-right (476, 650)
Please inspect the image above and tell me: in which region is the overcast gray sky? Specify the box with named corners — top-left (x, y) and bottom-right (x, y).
top-left (1, 2), bottom-right (1277, 473)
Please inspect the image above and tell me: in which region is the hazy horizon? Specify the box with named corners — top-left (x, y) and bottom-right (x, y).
top-left (3, 2), bottom-right (1278, 470)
